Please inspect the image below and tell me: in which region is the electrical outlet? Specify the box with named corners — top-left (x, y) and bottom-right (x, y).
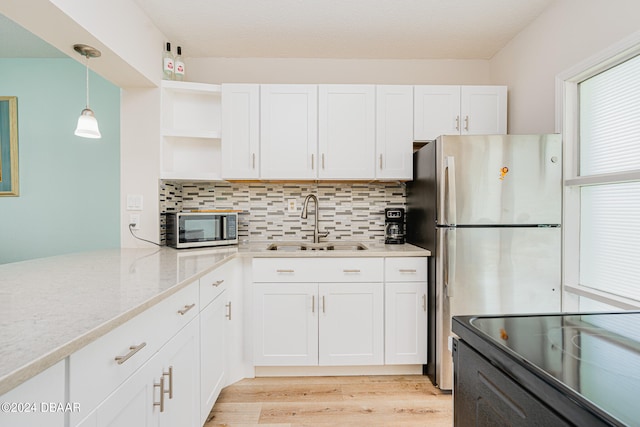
top-left (129, 214), bottom-right (141, 230)
top-left (287, 199), bottom-right (297, 213)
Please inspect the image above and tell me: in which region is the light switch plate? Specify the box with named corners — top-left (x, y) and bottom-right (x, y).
top-left (126, 194), bottom-right (143, 211)
top-left (287, 199), bottom-right (297, 213)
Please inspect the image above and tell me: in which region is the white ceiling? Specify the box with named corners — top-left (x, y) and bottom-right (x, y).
top-left (1, 0), bottom-right (557, 60)
top-left (132, 0), bottom-right (558, 59)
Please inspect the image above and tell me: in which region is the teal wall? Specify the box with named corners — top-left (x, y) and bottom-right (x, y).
top-left (0, 58), bottom-right (120, 264)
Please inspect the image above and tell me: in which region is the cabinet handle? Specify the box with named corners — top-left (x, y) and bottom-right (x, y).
top-left (276, 269), bottom-right (295, 273)
top-left (343, 269), bottom-right (361, 273)
top-left (379, 154), bottom-right (383, 169)
top-left (114, 342), bottom-right (146, 365)
top-left (212, 279), bottom-right (224, 287)
top-left (322, 153), bottom-right (325, 169)
top-left (464, 115), bottom-right (469, 131)
top-left (311, 154), bottom-right (315, 170)
top-left (312, 295), bottom-right (315, 313)
top-left (455, 115), bottom-right (460, 131)
top-left (226, 302), bottom-right (232, 320)
top-left (252, 153), bottom-right (256, 169)
top-left (153, 376), bottom-right (165, 412)
top-left (322, 295), bottom-right (326, 313)
top-left (422, 294), bottom-right (427, 312)
top-left (163, 366), bottom-right (173, 399)
top-left (177, 303), bottom-right (196, 315)
top-left (399, 269), bottom-right (417, 273)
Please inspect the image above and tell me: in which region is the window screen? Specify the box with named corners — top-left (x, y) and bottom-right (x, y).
top-left (579, 54), bottom-right (640, 176)
top-left (578, 53), bottom-right (640, 302)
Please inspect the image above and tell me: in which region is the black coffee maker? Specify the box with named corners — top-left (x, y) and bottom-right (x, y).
top-left (384, 208), bottom-right (405, 244)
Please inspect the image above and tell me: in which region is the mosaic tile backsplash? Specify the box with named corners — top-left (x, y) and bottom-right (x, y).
top-left (159, 181), bottom-right (406, 244)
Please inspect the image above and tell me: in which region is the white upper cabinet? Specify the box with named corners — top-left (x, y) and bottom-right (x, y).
top-left (460, 85), bottom-right (508, 135)
top-left (414, 85), bottom-right (507, 141)
top-left (221, 84), bottom-right (260, 179)
top-left (414, 85), bottom-right (461, 141)
top-left (260, 85), bottom-right (318, 180)
top-left (376, 85), bottom-right (414, 180)
top-left (318, 85), bottom-right (376, 180)
top-left (160, 81), bottom-right (222, 181)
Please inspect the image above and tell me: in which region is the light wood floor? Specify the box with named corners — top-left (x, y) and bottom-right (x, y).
top-left (204, 375), bottom-right (453, 427)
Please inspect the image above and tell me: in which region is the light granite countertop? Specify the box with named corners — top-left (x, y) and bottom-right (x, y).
top-left (0, 242), bottom-right (429, 395)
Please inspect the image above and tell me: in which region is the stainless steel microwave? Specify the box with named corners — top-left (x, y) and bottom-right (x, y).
top-left (165, 212), bottom-right (238, 249)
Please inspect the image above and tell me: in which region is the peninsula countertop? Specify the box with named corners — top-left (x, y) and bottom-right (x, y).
top-left (0, 241), bottom-right (429, 395)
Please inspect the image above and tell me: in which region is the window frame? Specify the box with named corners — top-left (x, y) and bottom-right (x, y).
top-left (557, 32), bottom-right (640, 311)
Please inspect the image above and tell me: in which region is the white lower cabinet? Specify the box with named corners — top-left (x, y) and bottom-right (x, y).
top-left (0, 360), bottom-right (66, 427)
top-left (79, 318), bottom-right (200, 427)
top-left (253, 283), bottom-right (318, 366)
top-left (83, 355), bottom-right (158, 427)
top-left (384, 258), bottom-right (428, 365)
top-left (318, 282), bottom-right (384, 366)
top-left (157, 318), bottom-right (200, 427)
top-left (252, 258), bottom-right (384, 367)
top-left (199, 289), bottom-right (227, 425)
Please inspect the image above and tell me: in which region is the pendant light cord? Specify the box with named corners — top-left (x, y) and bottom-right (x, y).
top-left (84, 55), bottom-right (90, 109)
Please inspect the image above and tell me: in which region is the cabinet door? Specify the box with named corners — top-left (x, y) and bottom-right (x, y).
top-left (157, 318), bottom-right (200, 427)
top-left (414, 85), bottom-right (461, 141)
top-left (318, 282), bottom-right (384, 366)
top-left (385, 282), bottom-right (428, 364)
top-left (460, 85), bottom-right (507, 135)
top-left (253, 283), bottom-right (318, 366)
top-left (318, 85), bottom-right (375, 179)
top-left (221, 84), bottom-right (260, 179)
top-left (200, 291), bottom-right (227, 425)
top-left (260, 85), bottom-right (318, 179)
top-left (0, 361), bottom-right (65, 427)
top-left (93, 356), bottom-right (159, 427)
top-left (376, 85), bottom-right (414, 180)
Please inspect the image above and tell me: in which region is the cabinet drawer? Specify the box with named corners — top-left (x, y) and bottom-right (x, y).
top-left (253, 258), bottom-right (383, 283)
top-left (200, 260), bottom-right (234, 308)
top-left (385, 257), bottom-right (428, 282)
top-left (69, 282), bottom-right (198, 425)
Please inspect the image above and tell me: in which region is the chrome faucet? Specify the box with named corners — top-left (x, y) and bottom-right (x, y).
top-left (301, 194), bottom-right (329, 243)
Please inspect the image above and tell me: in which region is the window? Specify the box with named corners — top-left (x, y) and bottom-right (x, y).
top-left (563, 43), bottom-right (640, 310)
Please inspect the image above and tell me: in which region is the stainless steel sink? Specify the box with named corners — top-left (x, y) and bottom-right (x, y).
top-left (266, 241), bottom-right (368, 251)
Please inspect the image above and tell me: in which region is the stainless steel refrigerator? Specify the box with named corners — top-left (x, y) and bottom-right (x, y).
top-left (407, 134), bottom-right (562, 391)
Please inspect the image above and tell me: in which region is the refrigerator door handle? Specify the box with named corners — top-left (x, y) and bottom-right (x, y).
top-left (443, 156), bottom-right (457, 226)
top-left (445, 227), bottom-right (457, 298)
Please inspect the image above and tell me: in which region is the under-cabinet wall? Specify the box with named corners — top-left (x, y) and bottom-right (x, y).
top-left (159, 181), bottom-right (406, 244)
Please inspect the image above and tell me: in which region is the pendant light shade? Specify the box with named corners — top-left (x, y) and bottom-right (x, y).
top-left (75, 108), bottom-right (101, 138)
top-left (73, 44), bottom-right (102, 139)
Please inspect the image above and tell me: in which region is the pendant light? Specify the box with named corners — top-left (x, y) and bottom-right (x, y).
top-left (73, 44), bottom-right (102, 139)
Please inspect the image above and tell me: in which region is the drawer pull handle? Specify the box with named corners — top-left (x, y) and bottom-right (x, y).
top-left (343, 269), bottom-right (361, 273)
top-left (115, 342), bottom-right (146, 365)
top-left (163, 366), bottom-right (173, 399)
top-left (154, 376), bottom-right (165, 412)
top-left (276, 269), bottom-right (295, 273)
top-left (399, 269), bottom-right (417, 273)
top-left (422, 294), bottom-right (427, 312)
top-left (312, 295), bottom-right (315, 313)
top-left (212, 279), bottom-right (224, 287)
top-left (322, 295), bottom-right (326, 313)
top-left (178, 303), bottom-right (196, 315)
top-left (226, 302), bottom-right (232, 320)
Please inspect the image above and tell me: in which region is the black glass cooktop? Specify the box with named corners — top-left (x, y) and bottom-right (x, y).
top-left (469, 312), bottom-right (640, 426)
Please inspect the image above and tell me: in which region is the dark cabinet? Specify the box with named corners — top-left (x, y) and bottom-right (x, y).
top-left (453, 339), bottom-right (571, 426)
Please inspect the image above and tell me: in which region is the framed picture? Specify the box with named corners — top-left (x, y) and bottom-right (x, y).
top-left (0, 96), bottom-right (19, 196)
